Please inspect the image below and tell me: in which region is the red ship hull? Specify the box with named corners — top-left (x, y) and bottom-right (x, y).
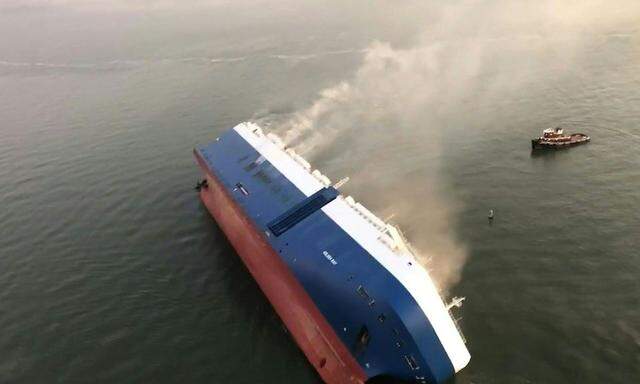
top-left (196, 153), bottom-right (367, 384)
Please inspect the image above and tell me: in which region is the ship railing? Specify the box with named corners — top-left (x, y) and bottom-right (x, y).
top-left (285, 148), bottom-right (311, 170)
top-left (343, 193), bottom-right (415, 254)
top-left (310, 169), bottom-right (331, 187)
top-left (343, 195), bottom-right (396, 247)
top-left (383, 224), bottom-right (412, 254)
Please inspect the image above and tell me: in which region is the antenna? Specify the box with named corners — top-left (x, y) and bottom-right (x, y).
top-left (446, 296), bottom-right (466, 310)
top-left (333, 177), bottom-right (350, 190)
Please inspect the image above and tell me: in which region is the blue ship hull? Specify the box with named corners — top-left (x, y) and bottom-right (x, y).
top-left (195, 123), bottom-right (470, 383)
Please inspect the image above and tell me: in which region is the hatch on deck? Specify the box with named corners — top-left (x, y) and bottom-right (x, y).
top-left (267, 187), bottom-right (338, 236)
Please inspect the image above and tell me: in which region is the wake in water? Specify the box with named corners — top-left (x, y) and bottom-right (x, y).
top-left (0, 49), bottom-right (365, 73)
top-left (0, 59), bottom-right (143, 72)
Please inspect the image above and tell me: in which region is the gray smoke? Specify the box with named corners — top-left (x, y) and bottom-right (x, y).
top-left (268, 0), bottom-right (640, 291)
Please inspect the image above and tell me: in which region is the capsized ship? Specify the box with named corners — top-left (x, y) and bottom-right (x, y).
top-left (194, 122), bottom-right (470, 384)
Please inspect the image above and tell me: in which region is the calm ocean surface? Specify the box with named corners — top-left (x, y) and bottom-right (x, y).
top-left (1, 2), bottom-right (639, 383)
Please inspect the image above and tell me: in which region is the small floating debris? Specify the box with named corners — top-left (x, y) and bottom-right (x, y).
top-left (531, 127), bottom-right (590, 150)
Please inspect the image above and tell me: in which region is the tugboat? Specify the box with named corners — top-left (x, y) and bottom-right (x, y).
top-left (531, 127), bottom-right (590, 149)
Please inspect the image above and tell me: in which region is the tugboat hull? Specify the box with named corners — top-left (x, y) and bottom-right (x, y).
top-left (531, 133), bottom-right (590, 150)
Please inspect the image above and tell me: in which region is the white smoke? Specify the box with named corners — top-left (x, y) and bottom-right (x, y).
top-left (267, 0), bottom-right (640, 290)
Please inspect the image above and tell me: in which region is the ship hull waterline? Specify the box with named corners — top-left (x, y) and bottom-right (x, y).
top-left (531, 134), bottom-right (590, 150)
top-left (196, 152), bottom-right (368, 384)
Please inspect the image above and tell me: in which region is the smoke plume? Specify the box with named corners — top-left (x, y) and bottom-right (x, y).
top-left (265, 0), bottom-right (640, 291)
